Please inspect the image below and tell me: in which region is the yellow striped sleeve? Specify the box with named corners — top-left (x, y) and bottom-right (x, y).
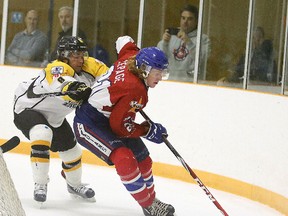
top-left (82, 57), bottom-right (109, 78)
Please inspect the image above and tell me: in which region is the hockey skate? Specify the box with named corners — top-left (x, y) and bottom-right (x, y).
top-left (152, 198), bottom-right (175, 213)
top-left (34, 183), bottom-right (47, 203)
top-left (142, 204), bottom-right (174, 216)
top-left (67, 183), bottom-right (96, 202)
top-left (61, 170), bottom-right (96, 202)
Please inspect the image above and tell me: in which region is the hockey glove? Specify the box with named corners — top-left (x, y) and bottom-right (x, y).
top-left (143, 121), bottom-right (167, 144)
top-left (62, 81), bottom-right (91, 102)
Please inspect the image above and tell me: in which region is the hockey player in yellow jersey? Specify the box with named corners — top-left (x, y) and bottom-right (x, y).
top-left (13, 36), bottom-right (108, 204)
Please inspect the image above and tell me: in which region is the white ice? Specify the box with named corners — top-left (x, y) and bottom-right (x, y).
top-left (3, 153), bottom-right (283, 216)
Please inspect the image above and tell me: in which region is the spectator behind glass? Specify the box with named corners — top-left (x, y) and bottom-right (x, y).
top-left (50, 6), bottom-right (87, 61)
top-left (157, 4), bottom-right (210, 82)
top-left (218, 26), bottom-right (276, 84)
top-left (5, 10), bottom-right (48, 67)
top-left (88, 44), bottom-right (111, 67)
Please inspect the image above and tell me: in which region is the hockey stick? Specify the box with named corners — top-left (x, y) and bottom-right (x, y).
top-left (139, 110), bottom-right (229, 216)
top-left (27, 90), bottom-right (77, 98)
top-left (0, 136), bottom-right (20, 153)
top-left (27, 79), bottom-right (78, 98)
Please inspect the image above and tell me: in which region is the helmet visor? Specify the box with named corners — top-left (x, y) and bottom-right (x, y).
top-left (161, 69), bottom-right (169, 80)
top-left (63, 50), bottom-right (89, 60)
top-left (144, 65), bottom-right (169, 80)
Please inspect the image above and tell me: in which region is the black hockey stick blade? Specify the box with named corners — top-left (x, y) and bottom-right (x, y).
top-left (0, 136), bottom-right (20, 153)
top-left (139, 110), bottom-right (229, 216)
top-left (26, 78), bottom-right (77, 98)
top-left (27, 89), bottom-right (70, 98)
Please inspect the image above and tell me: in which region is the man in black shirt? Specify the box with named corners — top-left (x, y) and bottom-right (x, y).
top-left (50, 6), bottom-right (87, 61)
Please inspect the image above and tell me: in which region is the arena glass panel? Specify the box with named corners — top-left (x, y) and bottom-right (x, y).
top-left (77, 0), bottom-right (140, 67)
top-left (246, 0), bottom-right (285, 94)
top-left (141, 0), bottom-right (252, 87)
top-left (0, 0), bottom-right (3, 61)
top-left (4, 0), bottom-right (73, 67)
top-left (197, 0), bottom-right (250, 88)
top-left (284, 4), bottom-right (288, 97)
top-left (141, 0), bottom-right (201, 83)
top-left (278, 1), bottom-right (288, 96)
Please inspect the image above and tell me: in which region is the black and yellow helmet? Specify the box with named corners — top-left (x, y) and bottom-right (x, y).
top-left (57, 36), bottom-right (88, 60)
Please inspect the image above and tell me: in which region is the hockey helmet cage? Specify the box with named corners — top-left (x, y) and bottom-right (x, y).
top-left (135, 47), bottom-right (169, 79)
top-left (57, 36), bottom-right (88, 59)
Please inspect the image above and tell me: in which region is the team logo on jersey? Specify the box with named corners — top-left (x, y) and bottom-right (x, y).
top-left (124, 116), bottom-right (134, 133)
top-left (63, 100), bottom-right (81, 109)
top-left (129, 97), bottom-right (143, 113)
top-left (51, 66), bottom-right (64, 75)
top-left (173, 42), bottom-right (189, 61)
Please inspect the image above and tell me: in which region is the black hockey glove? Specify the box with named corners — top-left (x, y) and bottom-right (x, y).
top-left (62, 81), bottom-right (92, 102)
top-left (143, 121), bottom-right (167, 144)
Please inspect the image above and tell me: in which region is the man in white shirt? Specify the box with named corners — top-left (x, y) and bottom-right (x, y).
top-left (157, 4), bottom-right (210, 81)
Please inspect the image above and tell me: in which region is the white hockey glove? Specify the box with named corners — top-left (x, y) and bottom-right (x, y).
top-left (115, 36), bottom-right (134, 54)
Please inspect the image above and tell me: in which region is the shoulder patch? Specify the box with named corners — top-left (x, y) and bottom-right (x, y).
top-left (51, 66), bottom-right (64, 75)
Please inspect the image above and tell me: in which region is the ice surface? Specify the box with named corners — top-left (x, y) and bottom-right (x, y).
top-left (3, 153), bottom-right (283, 216)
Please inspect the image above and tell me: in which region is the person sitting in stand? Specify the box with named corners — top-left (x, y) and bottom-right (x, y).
top-left (5, 10), bottom-right (48, 67)
top-left (218, 26), bottom-right (276, 84)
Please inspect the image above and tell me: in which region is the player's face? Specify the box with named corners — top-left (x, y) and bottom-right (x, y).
top-left (180, 11), bottom-right (197, 33)
top-left (68, 51), bottom-right (86, 72)
top-left (146, 69), bottom-right (163, 88)
top-left (58, 9), bottom-right (73, 32)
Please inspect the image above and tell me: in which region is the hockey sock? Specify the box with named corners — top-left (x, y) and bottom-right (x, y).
top-left (59, 145), bottom-right (82, 187)
top-left (30, 140), bottom-right (50, 184)
top-left (110, 147), bottom-right (153, 207)
top-left (138, 156), bottom-right (155, 201)
top-left (29, 124), bottom-right (52, 184)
